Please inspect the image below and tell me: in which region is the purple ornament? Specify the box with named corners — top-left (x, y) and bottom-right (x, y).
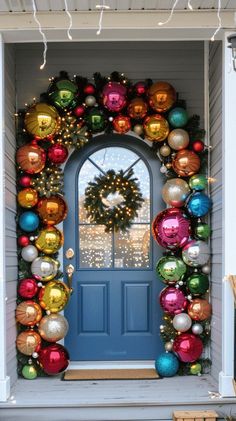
top-left (102, 82), bottom-right (127, 112)
top-left (152, 208), bottom-right (191, 250)
top-left (159, 286), bottom-right (188, 315)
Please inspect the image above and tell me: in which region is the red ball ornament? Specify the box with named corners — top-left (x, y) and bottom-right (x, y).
top-left (48, 144), bottom-right (68, 165)
top-left (84, 84), bottom-right (96, 96)
top-left (173, 333), bottom-right (203, 362)
top-left (192, 139), bottom-right (205, 153)
top-left (113, 115), bottom-right (131, 133)
top-left (18, 235), bottom-right (30, 247)
top-left (19, 175), bottom-right (32, 188)
top-left (73, 105), bottom-right (85, 118)
top-left (38, 344), bottom-right (70, 375)
top-left (18, 278), bottom-right (39, 299)
top-left (134, 81), bottom-right (147, 96)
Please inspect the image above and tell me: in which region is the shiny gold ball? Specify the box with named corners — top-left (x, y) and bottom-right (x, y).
top-left (17, 188), bottom-right (38, 208)
top-left (166, 162), bottom-right (172, 169)
top-left (35, 226), bottom-right (64, 255)
top-left (39, 280), bottom-right (70, 313)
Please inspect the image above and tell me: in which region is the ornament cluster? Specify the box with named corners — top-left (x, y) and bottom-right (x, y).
top-left (16, 70), bottom-right (211, 379)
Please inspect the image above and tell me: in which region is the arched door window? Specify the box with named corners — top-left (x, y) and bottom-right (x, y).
top-left (77, 146), bottom-right (151, 269)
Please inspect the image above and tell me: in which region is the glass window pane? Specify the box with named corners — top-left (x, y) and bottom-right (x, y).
top-left (79, 225), bottom-right (112, 268)
top-left (132, 160), bottom-right (150, 223)
top-left (89, 147), bottom-right (138, 173)
top-left (114, 225), bottom-right (150, 269)
top-left (78, 160), bottom-right (101, 224)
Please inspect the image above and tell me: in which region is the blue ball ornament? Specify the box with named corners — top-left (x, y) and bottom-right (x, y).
top-left (19, 211), bottom-right (40, 232)
top-left (155, 352), bottom-right (179, 377)
top-left (187, 192), bottom-right (212, 217)
top-left (168, 107), bottom-right (188, 128)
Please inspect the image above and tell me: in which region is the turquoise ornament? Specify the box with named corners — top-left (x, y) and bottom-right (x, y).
top-left (156, 256), bottom-right (187, 284)
top-left (187, 192), bottom-right (212, 217)
top-left (194, 222), bottom-right (211, 240)
top-left (168, 107), bottom-right (188, 128)
top-left (155, 352), bottom-right (179, 377)
top-left (186, 273), bottom-right (209, 296)
top-left (19, 211), bottom-right (40, 232)
top-left (189, 174), bottom-right (208, 191)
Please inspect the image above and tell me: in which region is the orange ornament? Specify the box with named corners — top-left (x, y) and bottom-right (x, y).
top-left (148, 82), bottom-right (176, 113)
top-left (188, 298), bottom-right (212, 321)
top-left (113, 115), bottom-right (131, 133)
top-left (128, 98), bottom-right (148, 120)
top-left (16, 143), bottom-right (46, 174)
top-left (144, 114), bottom-right (169, 142)
top-left (36, 195), bottom-right (68, 226)
top-left (172, 149), bottom-right (201, 177)
top-left (16, 330), bottom-right (41, 355)
top-left (17, 188), bottom-right (38, 208)
top-left (24, 102), bottom-right (60, 139)
top-left (16, 301), bottom-right (42, 326)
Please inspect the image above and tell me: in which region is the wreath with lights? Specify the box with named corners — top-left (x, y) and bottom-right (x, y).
top-left (84, 168), bottom-right (144, 232)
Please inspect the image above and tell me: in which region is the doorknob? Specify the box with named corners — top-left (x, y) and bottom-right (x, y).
top-left (65, 248), bottom-right (74, 259)
top-left (66, 263), bottom-right (74, 293)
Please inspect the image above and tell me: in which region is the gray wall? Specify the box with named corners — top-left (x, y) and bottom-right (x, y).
top-left (5, 44), bottom-right (17, 386)
top-left (209, 41), bottom-right (222, 384)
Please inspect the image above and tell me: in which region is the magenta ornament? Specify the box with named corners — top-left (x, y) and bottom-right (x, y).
top-left (152, 208), bottom-right (191, 250)
top-left (102, 82), bottom-right (127, 112)
top-left (173, 333), bottom-right (203, 362)
top-left (159, 286), bottom-right (188, 315)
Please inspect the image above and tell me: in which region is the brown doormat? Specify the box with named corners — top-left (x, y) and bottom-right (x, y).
top-left (62, 368), bottom-right (159, 381)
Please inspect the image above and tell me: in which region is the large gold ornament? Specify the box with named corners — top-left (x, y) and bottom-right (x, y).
top-left (148, 82), bottom-right (176, 113)
top-left (16, 301), bottom-right (42, 326)
top-left (39, 281), bottom-right (70, 313)
top-left (36, 195), bottom-right (68, 226)
top-left (24, 102), bottom-right (60, 139)
top-left (16, 330), bottom-right (41, 355)
top-left (144, 114), bottom-right (169, 142)
top-left (35, 226), bottom-right (64, 254)
top-left (17, 188), bottom-right (38, 208)
top-left (38, 314), bottom-right (69, 342)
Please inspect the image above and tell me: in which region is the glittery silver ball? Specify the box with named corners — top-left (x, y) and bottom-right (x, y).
top-left (32, 352), bottom-right (38, 359)
top-left (85, 95), bottom-right (96, 107)
top-left (109, 116), bottom-right (114, 122)
top-left (160, 165), bottom-right (167, 174)
top-left (192, 323), bottom-right (204, 335)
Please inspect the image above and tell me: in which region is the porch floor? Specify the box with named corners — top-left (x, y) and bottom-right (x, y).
top-left (1, 374), bottom-right (236, 421)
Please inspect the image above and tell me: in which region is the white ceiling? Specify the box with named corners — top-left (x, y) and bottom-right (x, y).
top-left (1, 0), bottom-right (236, 13)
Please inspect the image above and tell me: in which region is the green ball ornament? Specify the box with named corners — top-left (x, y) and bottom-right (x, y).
top-left (190, 362), bottom-right (202, 375)
top-left (156, 256), bottom-right (187, 284)
top-left (195, 222), bottom-right (211, 240)
top-left (22, 364), bottom-right (38, 380)
top-left (48, 79), bottom-right (77, 110)
top-left (189, 174), bottom-right (208, 191)
top-left (86, 108), bottom-right (106, 132)
top-left (186, 273), bottom-right (209, 296)
top-left (168, 107), bottom-right (188, 128)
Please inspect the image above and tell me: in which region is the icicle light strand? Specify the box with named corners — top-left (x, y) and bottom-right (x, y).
top-left (211, 0), bottom-right (222, 41)
top-left (187, 0), bottom-right (193, 10)
top-left (32, 0), bottom-right (48, 70)
top-left (96, 3), bottom-right (110, 35)
top-left (64, 0), bottom-right (73, 40)
top-left (158, 0), bottom-right (179, 26)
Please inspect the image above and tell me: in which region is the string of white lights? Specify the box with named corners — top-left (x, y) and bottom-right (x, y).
top-left (158, 0), bottom-right (179, 26)
top-left (64, 0), bottom-right (73, 40)
top-left (187, 0), bottom-right (193, 11)
top-left (211, 0), bottom-right (222, 41)
top-left (96, 2), bottom-right (110, 35)
top-left (31, 0), bottom-right (47, 70)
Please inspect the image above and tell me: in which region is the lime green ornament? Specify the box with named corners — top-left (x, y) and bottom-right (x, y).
top-left (22, 364), bottom-right (38, 380)
top-left (190, 362), bottom-right (202, 375)
top-left (48, 79), bottom-right (78, 110)
top-left (195, 222), bottom-right (211, 240)
top-left (186, 272), bottom-right (209, 296)
top-left (86, 108), bottom-right (106, 133)
top-left (156, 256), bottom-right (187, 284)
top-left (189, 174), bottom-right (208, 191)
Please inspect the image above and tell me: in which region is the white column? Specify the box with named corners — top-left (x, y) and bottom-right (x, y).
top-left (219, 32), bottom-right (236, 397)
top-left (0, 33), bottom-right (10, 402)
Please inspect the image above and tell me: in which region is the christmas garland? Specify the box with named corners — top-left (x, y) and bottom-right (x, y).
top-left (15, 70), bottom-right (211, 380)
top-left (84, 169), bottom-right (144, 232)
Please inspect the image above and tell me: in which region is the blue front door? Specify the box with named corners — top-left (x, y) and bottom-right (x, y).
top-left (64, 134), bottom-right (164, 360)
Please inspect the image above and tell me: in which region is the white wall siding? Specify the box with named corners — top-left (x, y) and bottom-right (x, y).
top-left (209, 41), bottom-right (222, 384)
top-left (5, 44), bottom-right (17, 387)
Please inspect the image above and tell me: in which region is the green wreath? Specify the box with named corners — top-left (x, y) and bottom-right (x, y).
top-left (84, 168), bottom-right (144, 232)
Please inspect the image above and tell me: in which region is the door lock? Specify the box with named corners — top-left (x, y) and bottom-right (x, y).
top-left (65, 248), bottom-right (75, 259)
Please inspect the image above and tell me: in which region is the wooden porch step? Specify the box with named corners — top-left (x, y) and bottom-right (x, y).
top-left (173, 410), bottom-right (218, 421)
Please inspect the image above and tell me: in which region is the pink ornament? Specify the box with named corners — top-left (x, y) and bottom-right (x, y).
top-left (173, 333), bottom-right (203, 362)
top-left (73, 105), bottom-right (85, 118)
top-left (159, 286), bottom-right (188, 315)
top-left (19, 175), bottom-right (32, 188)
top-left (48, 144), bottom-right (68, 165)
top-left (152, 208), bottom-right (191, 250)
top-left (102, 82), bottom-right (127, 112)
top-left (134, 81), bottom-right (147, 96)
top-left (18, 278), bottom-right (39, 299)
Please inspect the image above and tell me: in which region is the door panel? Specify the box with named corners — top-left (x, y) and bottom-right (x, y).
top-left (64, 134), bottom-right (164, 361)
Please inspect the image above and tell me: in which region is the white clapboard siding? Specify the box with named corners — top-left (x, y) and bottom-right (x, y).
top-left (4, 44), bottom-right (17, 387)
top-left (209, 41), bottom-right (222, 384)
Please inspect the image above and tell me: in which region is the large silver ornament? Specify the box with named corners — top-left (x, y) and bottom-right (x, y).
top-left (21, 245), bottom-right (38, 262)
top-left (182, 240), bottom-right (210, 267)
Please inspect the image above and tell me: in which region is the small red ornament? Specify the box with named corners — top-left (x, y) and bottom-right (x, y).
top-left (38, 344), bottom-right (70, 375)
top-left (84, 84), bottom-right (96, 96)
top-left (173, 333), bottom-right (203, 362)
top-left (113, 115), bottom-right (131, 133)
top-left (73, 105), bottom-right (85, 118)
top-left (18, 235), bottom-right (30, 247)
top-left (48, 144), bottom-right (68, 164)
top-left (192, 140), bottom-right (205, 153)
top-left (18, 278), bottom-right (39, 299)
top-left (134, 81), bottom-right (147, 96)
top-left (19, 175), bottom-right (32, 188)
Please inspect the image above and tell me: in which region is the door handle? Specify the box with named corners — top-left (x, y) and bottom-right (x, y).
top-left (66, 263), bottom-right (74, 293)
top-left (65, 248), bottom-right (75, 259)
